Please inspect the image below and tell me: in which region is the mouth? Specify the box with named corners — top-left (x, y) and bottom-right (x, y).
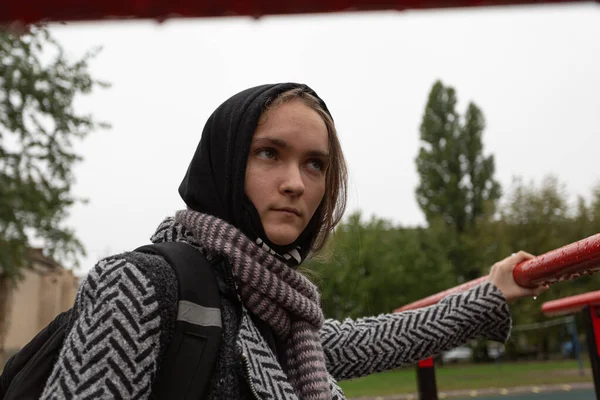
top-left (273, 207), bottom-right (301, 217)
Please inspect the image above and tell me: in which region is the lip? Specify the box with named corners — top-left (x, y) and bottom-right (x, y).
top-left (273, 207), bottom-right (301, 216)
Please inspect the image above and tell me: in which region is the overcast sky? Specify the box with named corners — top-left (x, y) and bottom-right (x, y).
top-left (46, 3), bottom-right (600, 276)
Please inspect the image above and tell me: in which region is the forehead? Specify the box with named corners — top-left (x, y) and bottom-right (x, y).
top-left (253, 100), bottom-right (328, 150)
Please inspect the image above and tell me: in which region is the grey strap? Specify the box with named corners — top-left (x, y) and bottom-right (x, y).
top-left (177, 300), bottom-right (221, 328)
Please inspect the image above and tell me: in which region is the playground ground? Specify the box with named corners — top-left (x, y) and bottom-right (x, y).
top-left (468, 388), bottom-right (593, 400)
top-left (350, 382), bottom-right (595, 400)
top-left (443, 383), bottom-right (593, 400)
top-left (341, 360), bottom-right (596, 399)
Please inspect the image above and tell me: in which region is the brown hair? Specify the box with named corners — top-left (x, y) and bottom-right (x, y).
top-left (263, 88), bottom-right (348, 257)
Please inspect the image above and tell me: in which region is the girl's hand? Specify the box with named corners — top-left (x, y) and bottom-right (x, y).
top-left (487, 251), bottom-right (549, 303)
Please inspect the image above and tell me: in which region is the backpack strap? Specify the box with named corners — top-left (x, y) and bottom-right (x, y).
top-left (1, 310), bottom-right (72, 400)
top-left (134, 242), bottom-right (222, 400)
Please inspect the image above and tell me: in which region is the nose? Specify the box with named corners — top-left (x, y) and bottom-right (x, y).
top-left (280, 164), bottom-right (305, 196)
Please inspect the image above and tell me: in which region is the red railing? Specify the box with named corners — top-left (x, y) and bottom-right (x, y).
top-left (1, 0), bottom-right (594, 25)
top-left (542, 291), bottom-right (600, 317)
top-left (396, 233), bottom-right (600, 312)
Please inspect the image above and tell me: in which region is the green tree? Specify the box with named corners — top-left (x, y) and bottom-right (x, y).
top-left (415, 80), bottom-right (500, 282)
top-left (308, 212), bottom-right (454, 320)
top-left (590, 183), bottom-right (600, 233)
top-left (500, 175), bottom-right (571, 256)
top-left (0, 25), bottom-right (108, 358)
top-left (415, 80), bottom-right (501, 234)
top-left (570, 195), bottom-right (595, 242)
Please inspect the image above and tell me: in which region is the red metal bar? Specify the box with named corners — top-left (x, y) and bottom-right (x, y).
top-left (0, 0), bottom-right (593, 25)
top-left (396, 233), bottom-right (600, 312)
top-left (395, 276), bottom-right (488, 312)
top-left (542, 291), bottom-right (600, 317)
top-left (514, 233), bottom-right (600, 288)
top-left (418, 357), bottom-right (435, 368)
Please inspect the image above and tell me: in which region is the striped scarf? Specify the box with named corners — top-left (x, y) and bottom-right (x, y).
top-left (175, 210), bottom-right (330, 400)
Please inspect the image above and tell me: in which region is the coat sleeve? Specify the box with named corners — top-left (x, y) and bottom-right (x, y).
top-left (319, 281), bottom-right (511, 381)
top-left (40, 254), bottom-right (176, 399)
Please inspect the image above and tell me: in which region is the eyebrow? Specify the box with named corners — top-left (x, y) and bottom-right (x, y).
top-left (253, 136), bottom-right (330, 159)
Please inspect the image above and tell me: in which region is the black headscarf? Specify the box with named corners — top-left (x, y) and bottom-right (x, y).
top-left (179, 83), bottom-right (333, 266)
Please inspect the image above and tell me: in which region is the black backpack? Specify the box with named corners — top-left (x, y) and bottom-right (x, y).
top-left (0, 242), bottom-right (222, 400)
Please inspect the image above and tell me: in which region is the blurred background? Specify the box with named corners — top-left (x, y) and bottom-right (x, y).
top-left (1, 1), bottom-right (600, 398)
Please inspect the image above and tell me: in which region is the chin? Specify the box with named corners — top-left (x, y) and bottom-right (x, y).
top-left (265, 226), bottom-right (300, 247)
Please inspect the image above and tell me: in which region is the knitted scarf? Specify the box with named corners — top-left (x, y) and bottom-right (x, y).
top-left (175, 210), bottom-right (331, 400)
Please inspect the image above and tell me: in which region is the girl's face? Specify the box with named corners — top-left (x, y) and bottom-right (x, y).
top-left (245, 100), bottom-right (328, 246)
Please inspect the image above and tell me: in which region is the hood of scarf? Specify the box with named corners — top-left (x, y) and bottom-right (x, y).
top-left (178, 83), bottom-right (333, 266)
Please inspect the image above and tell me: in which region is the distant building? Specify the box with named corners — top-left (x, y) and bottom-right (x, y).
top-left (1, 248), bottom-right (80, 364)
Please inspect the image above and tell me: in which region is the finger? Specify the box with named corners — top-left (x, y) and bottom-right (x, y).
top-left (500, 251), bottom-right (532, 272)
top-left (521, 284), bottom-right (549, 298)
top-left (513, 250), bottom-right (535, 262)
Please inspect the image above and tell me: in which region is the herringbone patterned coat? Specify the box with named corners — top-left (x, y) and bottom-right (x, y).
top-left (40, 219), bottom-right (511, 399)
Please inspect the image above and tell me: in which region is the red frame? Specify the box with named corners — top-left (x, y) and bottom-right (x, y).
top-left (1, 0), bottom-right (593, 25)
top-left (542, 291), bottom-right (600, 317)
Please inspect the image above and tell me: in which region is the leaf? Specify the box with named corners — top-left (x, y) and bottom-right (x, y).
top-left (0, 24), bottom-right (109, 281)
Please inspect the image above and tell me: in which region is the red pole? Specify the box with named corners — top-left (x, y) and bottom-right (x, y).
top-left (542, 290), bottom-right (600, 317)
top-left (396, 233), bottom-right (600, 312)
top-left (513, 233), bottom-right (600, 288)
top-left (395, 276), bottom-right (488, 312)
top-left (416, 357), bottom-right (438, 400)
top-left (0, 0), bottom-right (593, 24)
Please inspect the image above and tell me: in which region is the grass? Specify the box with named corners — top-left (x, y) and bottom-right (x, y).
top-left (1, 359), bottom-right (592, 398)
top-left (339, 359), bottom-right (593, 398)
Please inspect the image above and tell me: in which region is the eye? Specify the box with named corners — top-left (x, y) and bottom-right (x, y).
top-left (307, 159), bottom-right (325, 173)
top-left (255, 147), bottom-right (277, 160)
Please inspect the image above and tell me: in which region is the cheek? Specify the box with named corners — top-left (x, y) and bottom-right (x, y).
top-left (245, 164), bottom-right (271, 209)
top-left (244, 164), bottom-right (259, 203)
top-left (308, 179), bottom-right (326, 211)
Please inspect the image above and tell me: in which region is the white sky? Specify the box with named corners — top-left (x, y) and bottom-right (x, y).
top-left (46, 3), bottom-right (600, 276)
